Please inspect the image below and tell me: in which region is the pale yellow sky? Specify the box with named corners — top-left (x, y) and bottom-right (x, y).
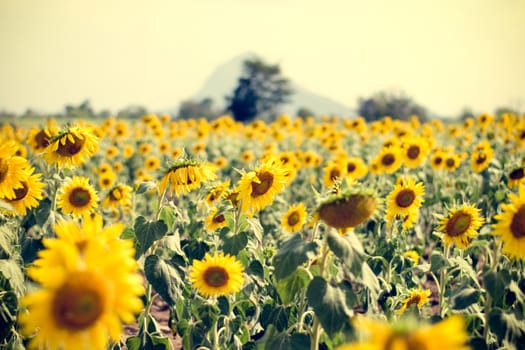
top-left (1, 0), bottom-right (525, 117)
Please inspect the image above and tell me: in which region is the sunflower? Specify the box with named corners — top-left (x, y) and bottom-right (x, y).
top-left (492, 184), bottom-right (525, 260)
top-left (0, 142), bottom-right (32, 199)
top-left (323, 160), bottom-right (347, 188)
top-left (105, 145), bottom-right (119, 159)
top-left (386, 176), bottom-right (425, 223)
top-left (281, 202), bottom-right (308, 233)
top-left (470, 141), bottom-right (494, 173)
top-left (444, 153), bottom-right (462, 172)
top-left (401, 136), bottom-right (430, 168)
top-left (205, 180), bottom-right (230, 206)
top-left (123, 144), bottom-right (134, 158)
top-left (1, 169), bottom-right (46, 216)
top-left (235, 157), bottom-right (288, 214)
top-left (144, 155), bottom-right (161, 171)
top-left (138, 142), bottom-right (152, 155)
top-left (374, 146), bottom-right (403, 174)
top-left (205, 207), bottom-right (228, 232)
top-left (344, 156), bottom-right (368, 180)
top-left (102, 184), bottom-right (133, 210)
top-left (189, 252), bottom-right (245, 298)
top-left (336, 315), bottom-right (469, 350)
top-left (396, 288), bottom-right (431, 315)
top-left (213, 156), bottom-right (229, 169)
top-left (98, 171), bottom-right (117, 190)
top-left (436, 204), bottom-right (485, 249)
top-left (27, 126), bottom-right (58, 153)
top-left (159, 159), bottom-right (217, 196)
top-left (241, 150), bottom-right (255, 164)
top-left (508, 166), bottom-right (525, 188)
top-left (20, 215), bottom-right (144, 350)
top-left (315, 180), bottom-right (379, 230)
top-left (429, 150), bottom-right (447, 171)
top-left (43, 125), bottom-right (99, 168)
top-left (57, 176), bottom-right (99, 217)
top-left (402, 250), bottom-right (420, 264)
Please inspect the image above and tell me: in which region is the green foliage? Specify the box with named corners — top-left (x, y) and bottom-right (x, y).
top-left (273, 234), bottom-right (319, 280)
top-left (357, 90), bottom-right (427, 121)
top-left (134, 216), bottom-right (168, 257)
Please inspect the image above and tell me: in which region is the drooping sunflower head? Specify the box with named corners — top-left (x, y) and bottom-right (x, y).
top-left (492, 184), bottom-right (525, 260)
top-left (235, 157), bottom-right (289, 214)
top-left (20, 217), bottom-right (144, 350)
top-left (205, 207), bottom-right (228, 232)
top-left (436, 203), bottom-right (485, 249)
top-left (27, 126), bottom-right (59, 153)
top-left (315, 179), bottom-right (380, 230)
top-left (57, 176), bottom-right (99, 217)
top-left (159, 158), bottom-right (217, 196)
top-left (43, 124), bottom-right (99, 168)
top-left (205, 180), bottom-right (231, 206)
top-left (281, 202), bottom-right (308, 233)
top-left (189, 252), bottom-right (245, 298)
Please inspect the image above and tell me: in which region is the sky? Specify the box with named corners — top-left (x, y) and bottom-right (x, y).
top-left (1, 0), bottom-right (525, 117)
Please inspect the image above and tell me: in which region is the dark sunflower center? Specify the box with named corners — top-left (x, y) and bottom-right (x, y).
top-left (510, 205), bottom-right (525, 239)
top-left (406, 295), bottom-right (421, 308)
top-left (434, 156), bottom-right (443, 165)
top-left (10, 182), bottom-right (29, 201)
top-left (445, 212), bottom-right (472, 237)
top-left (56, 134), bottom-right (85, 157)
top-left (347, 163), bottom-right (356, 173)
top-left (213, 214), bottom-right (225, 223)
top-left (520, 131), bottom-right (525, 139)
top-left (381, 153), bottom-right (395, 166)
top-left (102, 178), bottom-right (111, 186)
top-left (395, 189), bottom-right (416, 208)
top-left (445, 158), bottom-right (455, 167)
top-left (330, 169), bottom-right (341, 180)
top-left (69, 188), bottom-right (91, 207)
top-left (0, 159), bottom-right (8, 183)
top-left (476, 153), bottom-right (487, 164)
top-left (407, 145), bottom-right (420, 159)
top-left (109, 188), bottom-right (121, 201)
top-left (251, 171), bottom-right (274, 197)
top-left (35, 130), bottom-right (51, 149)
top-left (509, 168), bottom-right (525, 180)
top-left (52, 275), bottom-right (104, 330)
top-left (287, 212), bottom-right (300, 226)
top-left (203, 266), bottom-right (229, 287)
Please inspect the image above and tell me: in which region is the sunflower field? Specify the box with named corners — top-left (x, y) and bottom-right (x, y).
top-left (0, 113), bottom-right (524, 350)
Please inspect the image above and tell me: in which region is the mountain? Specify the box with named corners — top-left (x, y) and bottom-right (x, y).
top-left (190, 52), bottom-right (356, 117)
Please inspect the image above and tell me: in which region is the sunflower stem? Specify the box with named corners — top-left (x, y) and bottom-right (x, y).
top-left (439, 244), bottom-right (451, 318)
top-left (310, 235), bottom-right (330, 350)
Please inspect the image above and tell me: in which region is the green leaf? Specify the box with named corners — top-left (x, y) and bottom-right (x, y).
top-left (247, 259), bottom-right (265, 280)
top-left (159, 206), bottom-right (176, 230)
top-left (451, 287), bottom-right (480, 310)
top-left (0, 226), bottom-right (16, 258)
top-left (326, 229), bottom-right (365, 276)
top-left (33, 198), bottom-right (52, 227)
top-left (255, 325), bottom-right (311, 350)
top-left (429, 251), bottom-right (449, 272)
top-left (144, 254), bottom-right (181, 306)
top-left (484, 270), bottom-right (506, 305)
top-left (0, 276), bottom-right (18, 343)
top-left (220, 231), bottom-right (248, 256)
top-left (450, 257), bottom-right (480, 287)
top-left (134, 216), bottom-right (168, 256)
top-left (273, 234), bottom-right (318, 280)
top-left (136, 181), bottom-right (157, 194)
top-left (306, 276), bottom-right (353, 337)
top-left (276, 268), bottom-right (311, 305)
top-left (21, 236), bottom-right (44, 265)
top-left (0, 259), bottom-right (24, 297)
top-left (125, 336), bottom-right (141, 350)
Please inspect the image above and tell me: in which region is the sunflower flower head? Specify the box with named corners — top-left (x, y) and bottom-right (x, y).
top-left (396, 288), bottom-right (432, 315)
top-left (281, 202), bottom-right (308, 233)
top-left (1, 167), bottom-right (46, 216)
top-left (189, 252), bottom-right (245, 298)
top-left (235, 157), bottom-right (289, 215)
top-left (315, 178), bottom-right (380, 231)
top-left (57, 176), bottom-right (99, 217)
top-left (492, 184), bottom-right (525, 260)
top-left (159, 158), bottom-right (217, 196)
top-left (336, 315), bottom-right (470, 350)
top-left (436, 203), bottom-right (485, 249)
top-left (43, 124), bottom-right (99, 168)
top-left (385, 175), bottom-right (425, 229)
top-left (20, 215), bottom-right (144, 350)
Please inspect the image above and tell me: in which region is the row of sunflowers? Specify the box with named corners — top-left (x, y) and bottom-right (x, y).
top-left (0, 112), bottom-right (524, 350)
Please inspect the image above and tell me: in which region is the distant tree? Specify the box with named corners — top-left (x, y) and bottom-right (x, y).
top-left (178, 97), bottom-right (220, 119)
top-left (64, 99), bottom-right (96, 119)
top-left (494, 106), bottom-right (518, 118)
top-left (458, 107), bottom-right (475, 121)
top-left (116, 105), bottom-right (148, 119)
top-left (357, 91), bottom-right (427, 122)
top-left (226, 58), bottom-right (293, 122)
top-left (297, 107), bottom-right (316, 119)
